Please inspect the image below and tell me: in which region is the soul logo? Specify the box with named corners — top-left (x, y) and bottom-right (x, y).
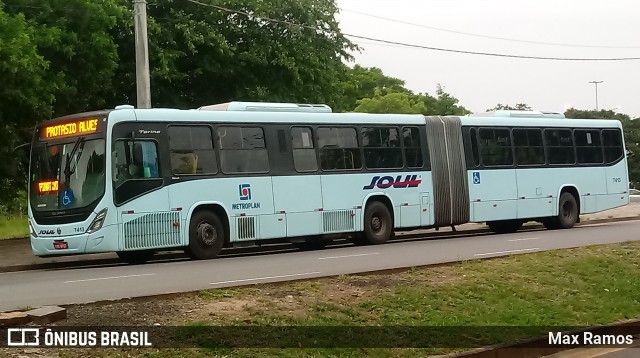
top-left (363, 175), bottom-right (422, 190)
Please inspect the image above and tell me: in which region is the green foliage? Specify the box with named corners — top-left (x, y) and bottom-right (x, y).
top-left (564, 108), bottom-right (640, 187)
top-left (0, 0), bottom-right (356, 208)
top-left (487, 103), bottom-right (532, 111)
top-left (352, 84), bottom-right (470, 116)
top-left (107, 0), bottom-right (356, 109)
top-left (422, 84), bottom-right (471, 116)
top-left (353, 89), bottom-right (424, 114)
top-left (333, 65), bottom-right (407, 112)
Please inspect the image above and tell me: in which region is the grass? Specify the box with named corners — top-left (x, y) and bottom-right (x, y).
top-left (0, 215), bottom-right (28, 239)
top-left (44, 241), bottom-right (640, 357)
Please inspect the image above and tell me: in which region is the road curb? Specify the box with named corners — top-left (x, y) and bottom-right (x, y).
top-left (1, 215), bottom-right (638, 274)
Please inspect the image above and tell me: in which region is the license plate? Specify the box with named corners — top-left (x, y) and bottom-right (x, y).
top-left (53, 241), bottom-right (68, 250)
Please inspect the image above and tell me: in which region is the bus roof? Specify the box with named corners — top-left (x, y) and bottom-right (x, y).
top-left (198, 101), bottom-right (332, 113)
top-left (104, 105), bottom-right (623, 129)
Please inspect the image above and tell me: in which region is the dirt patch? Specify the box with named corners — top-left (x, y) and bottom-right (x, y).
top-left (15, 266), bottom-right (468, 329)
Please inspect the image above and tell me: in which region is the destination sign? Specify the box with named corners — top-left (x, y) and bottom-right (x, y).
top-left (41, 118), bottom-right (99, 139)
top-left (37, 180), bottom-right (59, 194)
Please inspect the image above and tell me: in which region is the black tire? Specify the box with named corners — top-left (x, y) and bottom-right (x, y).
top-left (349, 232), bottom-right (369, 246)
top-left (292, 240), bottom-right (329, 251)
top-left (541, 218), bottom-right (560, 230)
top-left (185, 210), bottom-right (225, 260)
top-left (557, 192), bottom-right (578, 229)
top-left (117, 250), bottom-right (154, 265)
top-left (362, 201), bottom-right (393, 245)
top-left (487, 220), bottom-right (523, 234)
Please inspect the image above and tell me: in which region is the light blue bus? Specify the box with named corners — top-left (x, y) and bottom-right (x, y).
top-left (27, 103), bottom-right (630, 263)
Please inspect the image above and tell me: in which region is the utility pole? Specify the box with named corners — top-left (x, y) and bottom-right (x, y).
top-left (588, 81), bottom-right (603, 111)
top-left (134, 0), bottom-right (151, 108)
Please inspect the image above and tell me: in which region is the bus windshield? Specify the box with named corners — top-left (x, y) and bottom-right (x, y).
top-left (29, 138), bottom-right (106, 212)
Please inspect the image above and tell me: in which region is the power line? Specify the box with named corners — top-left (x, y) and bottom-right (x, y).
top-left (346, 34), bottom-right (640, 61)
top-left (341, 8), bottom-right (640, 50)
top-left (184, 0), bottom-right (640, 61)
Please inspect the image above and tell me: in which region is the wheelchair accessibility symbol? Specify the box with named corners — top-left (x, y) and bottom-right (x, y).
top-left (61, 189), bottom-right (74, 207)
top-left (472, 172), bottom-right (481, 185)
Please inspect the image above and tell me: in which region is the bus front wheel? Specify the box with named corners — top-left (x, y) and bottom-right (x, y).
top-left (117, 250), bottom-right (154, 265)
top-left (362, 201), bottom-right (393, 245)
top-left (186, 210), bottom-right (225, 260)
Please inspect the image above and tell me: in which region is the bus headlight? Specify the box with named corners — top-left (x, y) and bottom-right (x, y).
top-left (29, 220), bottom-right (37, 238)
top-left (86, 208), bottom-right (108, 234)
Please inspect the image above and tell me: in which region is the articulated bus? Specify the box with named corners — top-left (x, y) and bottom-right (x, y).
top-left (28, 102), bottom-right (630, 264)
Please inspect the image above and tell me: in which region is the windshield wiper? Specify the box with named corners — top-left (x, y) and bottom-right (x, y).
top-left (63, 136), bottom-right (85, 179)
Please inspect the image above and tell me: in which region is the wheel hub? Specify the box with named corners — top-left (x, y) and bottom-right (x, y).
top-left (198, 223), bottom-right (217, 246)
top-left (371, 216), bottom-right (382, 232)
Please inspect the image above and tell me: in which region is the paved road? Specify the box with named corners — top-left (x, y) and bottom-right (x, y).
top-left (0, 221), bottom-right (639, 312)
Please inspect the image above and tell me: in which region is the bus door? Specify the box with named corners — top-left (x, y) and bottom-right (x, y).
top-left (463, 127), bottom-right (518, 222)
top-left (112, 123), bottom-right (176, 251)
top-left (272, 126), bottom-right (322, 237)
top-left (513, 128), bottom-right (553, 219)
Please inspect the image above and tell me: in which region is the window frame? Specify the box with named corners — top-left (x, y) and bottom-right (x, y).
top-left (216, 125), bottom-right (270, 175)
top-left (317, 126), bottom-right (362, 172)
top-left (290, 126), bottom-right (318, 173)
top-left (361, 126), bottom-right (404, 170)
top-left (167, 124), bottom-right (218, 176)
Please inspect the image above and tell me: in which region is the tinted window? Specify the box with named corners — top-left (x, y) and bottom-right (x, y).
top-left (291, 127), bottom-right (317, 172)
top-left (513, 128), bottom-right (545, 166)
top-left (168, 126), bottom-right (217, 174)
top-left (574, 129), bottom-right (603, 164)
top-left (403, 127), bottom-right (424, 168)
top-left (602, 129), bottom-right (624, 164)
top-left (469, 128), bottom-right (480, 167)
top-left (362, 127), bottom-right (403, 169)
top-left (112, 140), bottom-right (162, 205)
top-left (217, 126), bottom-right (269, 173)
top-left (318, 127), bottom-right (361, 170)
top-left (478, 128), bottom-right (513, 166)
top-left (544, 129), bottom-right (575, 165)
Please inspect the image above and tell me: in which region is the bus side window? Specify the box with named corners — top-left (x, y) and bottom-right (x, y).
top-left (478, 128), bottom-right (513, 167)
top-left (403, 127), bottom-right (423, 168)
top-left (168, 125), bottom-right (216, 175)
top-left (545, 129), bottom-right (575, 165)
top-left (575, 129), bottom-right (603, 164)
top-left (218, 126), bottom-right (269, 174)
top-left (112, 140), bottom-right (159, 186)
top-left (602, 129), bottom-right (624, 164)
top-left (513, 128), bottom-right (545, 166)
top-left (318, 127), bottom-right (361, 171)
top-left (291, 127), bottom-right (317, 172)
top-left (362, 127), bottom-right (402, 169)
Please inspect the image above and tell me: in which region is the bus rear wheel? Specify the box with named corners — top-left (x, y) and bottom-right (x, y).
top-left (487, 220), bottom-right (523, 234)
top-left (117, 250), bottom-right (154, 265)
top-left (543, 192), bottom-right (579, 230)
top-left (186, 210), bottom-right (225, 260)
top-left (361, 201), bottom-right (393, 245)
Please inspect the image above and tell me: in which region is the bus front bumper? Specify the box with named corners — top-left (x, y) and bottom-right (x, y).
top-left (31, 224), bottom-right (119, 257)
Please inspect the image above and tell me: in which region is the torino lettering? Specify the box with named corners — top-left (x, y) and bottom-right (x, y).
top-left (363, 175), bottom-right (422, 190)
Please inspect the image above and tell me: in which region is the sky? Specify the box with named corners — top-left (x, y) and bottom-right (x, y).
top-left (335, 0), bottom-right (640, 118)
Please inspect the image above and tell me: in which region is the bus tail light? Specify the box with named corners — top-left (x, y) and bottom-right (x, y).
top-left (86, 208), bottom-right (108, 234)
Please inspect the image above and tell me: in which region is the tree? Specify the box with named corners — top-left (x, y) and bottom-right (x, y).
top-left (107, 0), bottom-right (356, 109)
top-left (422, 85), bottom-right (470, 116)
top-left (333, 65), bottom-right (407, 112)
top-left (353, 90), bottom-right (424, 114)
top-left (487, 103), bottom-right (532, 111)
top-left (0, 3), bottom-right (56, 207)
